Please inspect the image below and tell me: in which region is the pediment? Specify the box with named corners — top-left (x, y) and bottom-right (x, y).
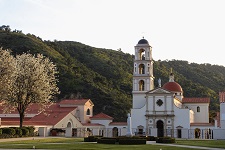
top-left (146, 88), bottom-right (172, 94)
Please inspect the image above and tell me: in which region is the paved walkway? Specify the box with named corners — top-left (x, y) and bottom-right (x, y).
top-left (0, 137), bottom-right (224, 150)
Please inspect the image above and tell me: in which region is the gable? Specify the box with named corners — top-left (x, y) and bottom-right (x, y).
top-left (146, 87), bottom-right (173, 94)
top-left (90, 112), bottom-right (113, 120)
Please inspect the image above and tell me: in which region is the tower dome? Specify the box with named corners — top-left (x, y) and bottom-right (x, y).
top-left (162, 82), bottom-right (183, 92)
top-left (162, 69), bottom-right (183, 93)
top-left (138, 38), bottom-right (149, 44)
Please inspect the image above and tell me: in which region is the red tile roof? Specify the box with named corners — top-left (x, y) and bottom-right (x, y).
top-left (109, 122), bottom-right (127, 126)
top-left (0, 103), bottom-right (51, 115)
top-left (59, 99), bottom-right (91, 105)
top-left (90, 112), bottom-right (113, 120)
top-left (0, 99), bottom-right (92, 126)
top-left (163, 82), bottom-right (183, 92)
top-left (29, 103), bottom-right (77, 125)
top-left (182, 98), bottom-right (210, 103)
top-left (0, 117), bottom-right (31, 121)
top-left (82, 123), bottom-right (104, 126)
top-left (1, 120), bottom-right (47, 126)
top-left (1, 103), bottom-right (77, 126)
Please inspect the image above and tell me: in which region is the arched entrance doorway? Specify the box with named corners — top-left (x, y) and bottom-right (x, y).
top-left (157, 120), bottom-right (164, 137)
top-left (176, 126), bottom-right (183, 138)
top-left (195, 128), bottom-right (200, 138)
top-left (112, 127), bottom-right (118, 137)
top-left (65, 122), bottom-right (72, 137)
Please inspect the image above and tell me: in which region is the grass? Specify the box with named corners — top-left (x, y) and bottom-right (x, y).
top-left (176, 139), bottom-right (225, 149)
top-left (0, 137), bottom-right (224, 150)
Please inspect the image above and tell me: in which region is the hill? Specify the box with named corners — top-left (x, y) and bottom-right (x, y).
top-left (0, 26), bottom-right (224, 121)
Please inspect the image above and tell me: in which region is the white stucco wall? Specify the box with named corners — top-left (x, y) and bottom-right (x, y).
top-left (190, 110), bottom-right (194, 123)
top-left (220, 103), bottom-right (225, 129)
top-left (131, 105), bottom-right (146, 129)
top-left (132, 94), bottom-right (146, 109)
top-left (108, 126), bottom-right (127, 136)
top-left (91, 119), bottom-right (112, 128)
top-left (174, 106), bottom-right (190, 129)
top-left (185, 103), bottom-right (209, 123)
top-left (54, 113), bottom-right (83, 128)
top-left (213, 129), bottom-right (225, 139)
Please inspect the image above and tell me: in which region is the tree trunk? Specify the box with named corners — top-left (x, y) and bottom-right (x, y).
top-left (19, 111), bottom-right (24, 128)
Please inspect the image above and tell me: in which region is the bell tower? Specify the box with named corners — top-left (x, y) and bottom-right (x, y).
top-left (132, 38), bottom-right (154, 108)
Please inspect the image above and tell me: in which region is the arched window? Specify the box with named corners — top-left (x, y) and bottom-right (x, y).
top-left (86, 108), bottom-right (90, 115)
top-left (138, 49), bottom-right (145, 60)
top-left (139, 80), bottom-right (145, 91)
top-left (197, 106), bottom-right (200, 112)
top-left (139, 64), bottom-right (145, 74)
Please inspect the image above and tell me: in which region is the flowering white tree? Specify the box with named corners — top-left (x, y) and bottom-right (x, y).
top-left (0, 48), bottom-right (59, 127)
top-left (0, 49), bottom-right (16, 100)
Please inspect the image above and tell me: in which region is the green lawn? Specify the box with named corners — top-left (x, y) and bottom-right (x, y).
top-left (0, 137), bottom-right (223, 150)
top-left (176, 139), bottom-right (225, 149)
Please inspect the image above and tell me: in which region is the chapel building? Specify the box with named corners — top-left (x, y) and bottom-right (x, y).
top-left (131, 38), bottom-right (213, 138)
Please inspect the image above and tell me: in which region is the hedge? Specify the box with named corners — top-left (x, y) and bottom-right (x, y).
top-left (21, 128), bottom-right (29, 137)
top-left (2, 128), bottom-right (16, 136)
top-left (97, 139), bottom-right (116, 144)
top-left (16, 128), bottom-right (23, 137)
top-left (0, 127), bottom-right (35, 138)
top-left (84, 136), bottom-right (102, 142)
top-left (156, 137), bottom-right (175, 143)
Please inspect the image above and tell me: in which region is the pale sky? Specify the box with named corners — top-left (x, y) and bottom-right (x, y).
top-left (1, 0), bottom-right (225, 66)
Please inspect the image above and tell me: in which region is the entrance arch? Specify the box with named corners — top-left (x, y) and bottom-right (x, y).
top-left (112, 127), bottom-right (118, 137)
top-left (195, 128), bottom-right (200, 138)
top-left (157, 120), bottom-right (164, 137)
top-left (65, 122), bottom-right (72, 137)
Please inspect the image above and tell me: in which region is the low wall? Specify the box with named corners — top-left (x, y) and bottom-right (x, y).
top-left (213, 129), bottom-right (225, 140)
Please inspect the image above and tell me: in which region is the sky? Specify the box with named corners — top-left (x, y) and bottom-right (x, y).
top-left (1, 0), bottom-right (225, 66)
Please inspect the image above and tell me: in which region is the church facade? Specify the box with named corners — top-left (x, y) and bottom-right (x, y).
top-left (131, 38), bottom-right (215, 139)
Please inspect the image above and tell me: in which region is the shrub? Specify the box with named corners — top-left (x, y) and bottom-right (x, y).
top-left (97, 138), bottom-right (116, 144)
top-left (27, 126), bottom-right (35, 136)
top-left (0, 129), bottom-right (2, 135)
top-left (2, 128), bottom-right (16, 136)
top-left (156, 137), bottom-right (175, 143)
top-left (21, 128), bottom-right (29, 137)
top-left (16, 128), bottom-right (23, 137)
top-left (84, 136), bottom-right (102, 142)
top-left (146, 136), bottom-right (156, 141)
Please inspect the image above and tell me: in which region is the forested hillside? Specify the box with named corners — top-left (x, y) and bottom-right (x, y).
top-left (0, 26), bottom-right (224, 121)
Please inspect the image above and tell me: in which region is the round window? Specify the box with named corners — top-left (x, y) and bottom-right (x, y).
top-left (156, 99), bottom-right (163, 106)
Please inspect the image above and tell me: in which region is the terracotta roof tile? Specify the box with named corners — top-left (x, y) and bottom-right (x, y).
top-left (0, 118), bottom-right (31, 121)
top-left (82, 123), bottom-right (104, 126)
top-left (0, 103), bottom-right (46, 114)
top-left (59, 99), bottom-right (90, 105)
top-left (28, 104), bottom-right (77, 125)
top-left (109, 122), bottom-right (127, 126)
top-left (0, 101), bottom-right (79, 126)
top-left (182, 98), bottom-right (210, 103)
top-left (90, 112), bottom-right (113, 120)
top-left (162, 82), bottom-right (183, 92)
